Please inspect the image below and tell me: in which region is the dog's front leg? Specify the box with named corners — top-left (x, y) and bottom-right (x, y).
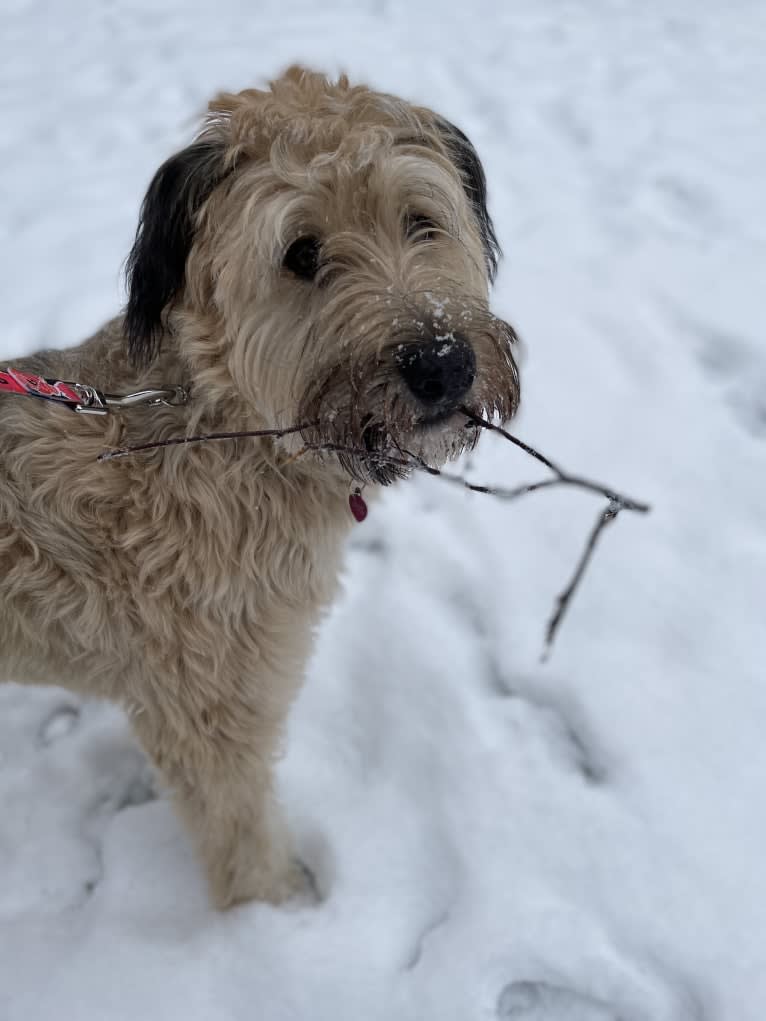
top-left (131, 704), bottom-right (308, 909)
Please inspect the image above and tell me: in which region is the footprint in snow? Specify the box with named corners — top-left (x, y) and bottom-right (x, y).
top-left (497, 980), bottom-right (619, 1020)
top-left (651, 173), bottom-right (721, 237)
top-left (671, 310), bottom-right (766, 438)
top-left (38, 704), bottom-right (80, 746)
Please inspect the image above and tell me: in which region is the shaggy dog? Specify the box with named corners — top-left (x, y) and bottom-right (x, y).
top-left (0, 67), bottom-right (519, 908)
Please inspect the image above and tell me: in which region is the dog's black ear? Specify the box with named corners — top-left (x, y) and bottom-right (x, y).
top-left (125, 140), bottom-right (227, 365)
top-left (436, 118), bottom-right (500, 281)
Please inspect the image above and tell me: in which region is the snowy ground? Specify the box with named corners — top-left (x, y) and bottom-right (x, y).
top-left (1, 1), bottom-right (765, 1018)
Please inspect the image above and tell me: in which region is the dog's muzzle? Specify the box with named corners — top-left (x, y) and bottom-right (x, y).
top-left (394, 334), bottom-right (476, 421)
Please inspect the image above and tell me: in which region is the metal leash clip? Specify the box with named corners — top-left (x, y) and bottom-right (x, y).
top-left (72, 385), bottom-right (189, 416)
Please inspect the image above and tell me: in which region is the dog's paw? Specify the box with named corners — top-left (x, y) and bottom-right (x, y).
top-left (213, 856), bottom-right (318, 910)
top-left (271, 857), bottom-right (320, 905)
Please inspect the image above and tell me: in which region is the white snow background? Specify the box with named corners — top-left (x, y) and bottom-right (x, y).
top-left (1, 2), bottom-right (765, 1019)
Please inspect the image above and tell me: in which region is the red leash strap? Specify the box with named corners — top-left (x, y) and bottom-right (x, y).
top-left (0, 368), bottom-right (82, 407)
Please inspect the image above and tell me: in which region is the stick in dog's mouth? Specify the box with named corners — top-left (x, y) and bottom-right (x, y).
top-left (98, 410), bottom-right (650, 658)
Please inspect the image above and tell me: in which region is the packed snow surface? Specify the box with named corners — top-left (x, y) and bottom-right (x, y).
top-left (1, 2), bottom-right (765, 1019)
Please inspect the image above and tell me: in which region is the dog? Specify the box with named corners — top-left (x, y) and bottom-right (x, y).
top-left (0, 66), bottom-right (520, 908)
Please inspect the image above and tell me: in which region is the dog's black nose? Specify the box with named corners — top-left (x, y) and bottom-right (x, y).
top-left (395, 335), bottom-right (476, 410)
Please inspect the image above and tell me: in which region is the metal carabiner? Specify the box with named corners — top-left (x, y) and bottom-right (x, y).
top-left (104, 386), bottom-right (189, 410)
top-left (73, 385), bottom-right (188, 415)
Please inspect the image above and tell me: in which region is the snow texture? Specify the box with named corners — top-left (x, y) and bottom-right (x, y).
top-left (1, 2), bottom-right (765, 1019)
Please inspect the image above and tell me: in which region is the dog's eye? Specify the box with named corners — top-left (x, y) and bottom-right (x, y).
top-left (406, 214), bottom-right (439, 242)
top-left (283, 236), bottom-right (321, 280)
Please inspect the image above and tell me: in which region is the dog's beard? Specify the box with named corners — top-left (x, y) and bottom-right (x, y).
top-left (294, 299), bottom-right (519, 485)
top-left (297, 379), bottom-right (486, 485)
top-left (352, 416), bottom-right (476, 484)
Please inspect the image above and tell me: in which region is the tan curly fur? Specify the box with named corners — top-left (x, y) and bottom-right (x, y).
top-left (0, 67), bottom-right (519, 908)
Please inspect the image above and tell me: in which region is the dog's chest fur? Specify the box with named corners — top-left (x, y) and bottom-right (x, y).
top-left (0, 321), bottom-right (352, 702)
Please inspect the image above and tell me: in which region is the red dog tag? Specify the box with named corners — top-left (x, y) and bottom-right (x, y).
top-left (349, 492), bottom-right (368, 522)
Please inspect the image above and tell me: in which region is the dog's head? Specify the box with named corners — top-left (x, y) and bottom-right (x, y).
top-left (126, 66), bottom-right (520, 481)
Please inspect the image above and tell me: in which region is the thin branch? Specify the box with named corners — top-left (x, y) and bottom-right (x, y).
top-left (99, 412), bottom-right (651, 659)
top-left (432, 470), bottom-right (568, 500)
top-left (462, 411), bottom-right (650, 655)
top-left (97, 422), bottom-right (313, 462)
top-left (542, 500), bottom-right (621, 662)
top-left (461, 408), bottom-right (650, 513)
top-left (460, 407), bottom-right (564, 475)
